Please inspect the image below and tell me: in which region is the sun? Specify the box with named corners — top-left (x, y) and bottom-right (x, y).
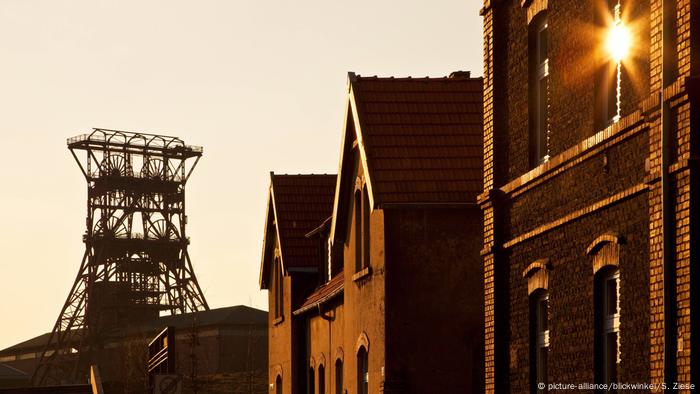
top-left (606, 22), bottom-right (631, 62)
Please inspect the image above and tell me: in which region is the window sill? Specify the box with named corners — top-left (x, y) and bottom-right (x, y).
top-left (352, 266), bottom-right (372, 282)
top-left (273, 315), bottom-right (284, 326)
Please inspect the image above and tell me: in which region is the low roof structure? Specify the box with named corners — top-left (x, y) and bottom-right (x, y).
top-left (259, 173), bottom-right (337, 289)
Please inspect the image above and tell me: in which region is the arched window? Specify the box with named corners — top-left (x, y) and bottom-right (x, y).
top-left (529, 11), bottom-right (550, 165)
top-left (318, 364), bottom-right (325, 394)
top-left (530, 290), bottom-right (549, 393)
top-left (357, 347), bottom-right (368, 394)
top-left (354, 190), bottom-right (362, 272)
top-left (587, 233), bottom-right (622, 392)
top-left (522, 259), bottom-right (551, 392)
top-left (309, 366), bottom-right (315, 394)
top-left (276, 375), bottom-right (282, 394)
top-left (362, 187), bottom-right (370, 269)
top-left (335, 359), bottom-right (343, 394)
top-left (595, 266), bottom-right (620, 389)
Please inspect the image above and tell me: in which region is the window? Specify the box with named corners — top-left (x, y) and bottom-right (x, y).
top-left (319, 364), bottom-right (325, 394)
top-left (595, 267), bottom-right (620, 391)
top-left (529, 12), bottom-right (549, 165)
top-left (354, 190), bottom-right (362, 272)
top-left (354, 187), bottom-right (370, 273)
top-left (362, 187), bottom-right (370, 269)
top-left (357, 347), bottom-right (368, 394)
top-left (273, 258), bottom-right (284, 319)
top-left (309, 367), bottom-right (315, 394)
top-left (530, 290), bottom-right (549, 393)
top-left (335, 359), bottom-right (343, 394)
top-left (276, 375), bottom-right (282, 394)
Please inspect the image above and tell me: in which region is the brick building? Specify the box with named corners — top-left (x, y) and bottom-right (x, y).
top-left (479, 0), bottom-right (699, 392)
top-left (259, 173), bottom-right (339, 394)
top-left (261, 72), bottom-right (485, 393)
top-left (0, 306), bottom-right (268, 393)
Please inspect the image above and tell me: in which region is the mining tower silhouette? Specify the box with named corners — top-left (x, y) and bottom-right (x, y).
top-left (32, 128), bottom-right (209, 386)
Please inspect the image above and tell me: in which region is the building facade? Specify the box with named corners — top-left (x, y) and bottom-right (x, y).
top-left (0, 306), bottom-right (268, 393)
top-left (259, 173), bottom-right (338, 394)
top-left (261, 72), bottom-right (486, 393)
top-left (480, 0), bottom-right (699, 392)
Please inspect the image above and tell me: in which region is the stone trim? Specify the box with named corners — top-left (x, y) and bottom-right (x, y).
top-left (352, 266), bottom-right (372, 282)
top-left (522, 258), bottom-right (551, 295)
top-left (356, 332), bottom-right (370, 353)
top-left (309, 356), bottom-right (316, 369)
top-left (273, 364), bottom-right (283, 381)
top-left (335, 347), bottom-right (344, 363)
top-left (318, 353), bottom-right (326, 368)
top-left (522, 0), bottom-right (547, 24)
top-left (588, 233), bottom-right (621, 275)
top-left (503, 184), bottom-right (647, 249)
top-left (522, 259), bottom-right (549, 278)
top-left (494, 111), bottom-right (645, 200)
top-left (586, 232), bottom-right (622, 255)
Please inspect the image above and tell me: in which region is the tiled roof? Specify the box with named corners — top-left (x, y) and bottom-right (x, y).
top-left (293, 272), bottom-right (344, 315)
top-left (272, 174), bottom-right (337, 269)
top-left (351, 73), bottom-right (483, 204)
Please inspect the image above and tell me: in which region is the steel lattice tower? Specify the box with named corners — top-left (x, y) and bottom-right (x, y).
top-left (32, 128), bottom-right (209, 386)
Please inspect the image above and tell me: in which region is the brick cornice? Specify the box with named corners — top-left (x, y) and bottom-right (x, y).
top-left (502, 183), bottom-right (648, 249)
top-left (499, 112), bottom-right (645, 199)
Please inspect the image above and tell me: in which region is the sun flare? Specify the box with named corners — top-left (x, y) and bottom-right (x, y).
top-left (606, 22), bottom-right (631, 62)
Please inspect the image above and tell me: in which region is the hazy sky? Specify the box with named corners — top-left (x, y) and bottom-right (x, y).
top-left (0, 0), bottom-right (483, 350)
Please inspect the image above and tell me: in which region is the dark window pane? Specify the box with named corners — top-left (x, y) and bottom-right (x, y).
top-left (319, 365), bottom-right (325, 394)
top-left (309, 368), bottom-right (315, 394)
top-left (605, 332), bottom-right (618, 385)
top-left (538, 76), bottom-right (549, 159)
top-left (335, 360), bottom-right (343, 394)
top-left (538, 298), bottom-right (548, 332)
top-left (539, 25), bottom-right (548, 64)
top-left (606, 277), bottom-right (617, 316)
top-left (537, 346), bottom-right (548, 391)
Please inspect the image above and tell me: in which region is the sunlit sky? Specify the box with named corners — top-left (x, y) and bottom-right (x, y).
top-left (0, 0), bottom-right (483, 350)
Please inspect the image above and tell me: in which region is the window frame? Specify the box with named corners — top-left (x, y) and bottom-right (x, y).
top-left (309, 366), bottom-right (316, 394)
top-left (335, 359), bottom-right (343, 394)
top-left (530, 290), bottom-right (550, 393)
top-left (354, 190), bottom-right (362, 273)
top-left (318, 364), bottom-right (325, 394)
top-left (594, 266), bottom-right (620, 391)
top-left (529, 12), bottom-right (550, 166)
top-left (357, 346), bottom-right (368, 394)
top-left (273, 257), bottom-right (284, 319)
top-left (599, 268), bottom-right (620, 387)
top-left (362, 187), bottom-right (370, 270)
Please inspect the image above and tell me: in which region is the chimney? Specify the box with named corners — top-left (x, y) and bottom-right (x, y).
top-left (449, 71), bottom-right (471, 79)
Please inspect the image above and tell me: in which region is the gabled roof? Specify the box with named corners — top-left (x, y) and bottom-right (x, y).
top-left (293, 272), bottom-right (344, 316)
top-left (331, 72), bottom-right (484, 238)
top-left (259, 173), bottom-right (337, 289)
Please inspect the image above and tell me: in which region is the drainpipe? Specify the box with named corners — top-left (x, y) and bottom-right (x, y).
top-left (661, 0), bottom-right (677, 386)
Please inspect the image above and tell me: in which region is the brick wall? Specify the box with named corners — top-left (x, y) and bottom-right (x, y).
top-left (384, 207), bottom-right (484, 393)
top-left (481, 0), bottom-right (699, 391)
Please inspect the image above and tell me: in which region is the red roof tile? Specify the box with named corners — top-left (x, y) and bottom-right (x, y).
top-left (271, 174), bottom-right (337, 269)
top-left (293, 272), bottom-right (344, 315)
top-left (351, 74), bottom-right (484, 204)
